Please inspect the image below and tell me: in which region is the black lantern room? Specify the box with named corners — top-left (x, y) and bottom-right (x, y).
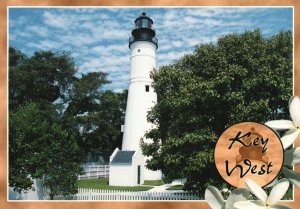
top-left (129, 12), bottom-right (158, 49)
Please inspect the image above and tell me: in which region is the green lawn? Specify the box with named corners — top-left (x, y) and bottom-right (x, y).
top-left (77, 178), bottom-right (153, 191)
top-left (166, 185), bottom-right (184, 190)
top-left (143, 180), bottom-right (165, 186)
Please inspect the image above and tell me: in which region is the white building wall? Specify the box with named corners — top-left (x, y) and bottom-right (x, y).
top-left (109, 149), bottom-right (144, 186)
top-left (132, 149), bottom-right (145, 184)
top-left (122, 41), bottom-right (157, 152)
top-left (121, 40), bottom-right (162, 181)
top-left (143, 162), bottom-right (162, 180)
top-left (109, 164), bottom-right (137, 186)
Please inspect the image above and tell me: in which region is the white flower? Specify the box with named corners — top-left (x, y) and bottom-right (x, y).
top-left (266, 96), bottom-right (300, 188)
top-left (282, 167), bottom-right (300, 189)
top-left (265, 96), bottom-right (300, 149)
top-left (284, 147), bottom-right (300, 166)
top-left (234, 179), bottom-right (292, 209)
top-left (205, 186), bottom-right (250, 209)
top-left (281, 133), bottom-right (300, 189)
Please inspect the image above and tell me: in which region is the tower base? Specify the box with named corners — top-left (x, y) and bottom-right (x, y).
top-left (109, 148), bottom-right (162, 186)
top-left (109, 148), bottom-right (145, 186)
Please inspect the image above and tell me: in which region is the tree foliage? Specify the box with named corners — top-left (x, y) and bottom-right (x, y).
top-left (9, 48), bottom-right (126, 198)
top-left (74, 90), bottom-right (127, 153)
top-left (9, 102), bottom-right (82, 199)
top-left (141, 29), bottom-right (293, 195)
top-left (65, 72), bottom-right (110, 115)
top-left (9, 48), bottom-right (77, 110)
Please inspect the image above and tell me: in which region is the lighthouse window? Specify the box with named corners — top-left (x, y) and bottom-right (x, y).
top-left (142, 19), bottom-right (150, 27)
top-left (145, 85), bottom-right (150, 92)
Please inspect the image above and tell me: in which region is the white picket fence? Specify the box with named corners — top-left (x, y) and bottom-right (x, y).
top-left (45, 188), bottom-right (202, 201)
top-left (78, 165), bottom-right (109, 180)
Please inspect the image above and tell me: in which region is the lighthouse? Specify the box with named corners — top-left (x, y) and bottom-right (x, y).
top-left (122, 12), bottom-right (158, 153)
top-left (109, 13), bottom-right (162, 186)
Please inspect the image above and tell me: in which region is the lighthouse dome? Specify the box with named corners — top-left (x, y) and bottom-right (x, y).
top-left (129, 12), bottom-right (158, 49)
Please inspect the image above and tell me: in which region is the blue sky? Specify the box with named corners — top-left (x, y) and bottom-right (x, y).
top-left (9, 7), bottom-right (293, 92)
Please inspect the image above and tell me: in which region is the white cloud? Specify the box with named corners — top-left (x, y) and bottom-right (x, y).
top-left (59, 32), bottom-right (96, 47)
top-left (10, 7), bottom-right (292, 91)
top-left (158, 51), bottom-right (187, 63)
top-left (80, 54), bottom-right (130, 74)
top-left (110, 73), bottom-right (130, 82)
top-left (28, 25), bottom-right (49, 37)
top-left (92, 43), bottom-right (128, 55)
top-left (101, 29), bottom-right (129, 40)
top-left (80, 21), bottom-right (95, 29)
top-left (17, 30), bottom-right (31, 37)
top-left (185, 8), bottom-right (216, 17)
top-left (80, 58), bottom-right (102, 71)
top-left (9, 16), bottom-right (27, 28)
top-left (41, 40), bottom-right (60, 48)
top-left (158, 44), bottom-right (172, 52)
top-left (183, 16), bottom-right (199, 25)
top-left (27, 40), bottom-right (60, 49)
top-left (162, 19), bottom-right (178, 28)
top-left (201, 18), bottom-right (224, 27)
top-left (164, 10), bottom-right (177, 20)
top-left (106, 79), bottom-right (129, 91)
top-left (172, 40), bottom-right (184, 48)
top-left (43, 11), bottom-right (70, 29)
top-left (9, 34), bottom-right (16, 41)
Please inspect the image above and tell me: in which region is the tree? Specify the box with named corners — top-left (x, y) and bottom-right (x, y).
top-left (9, 48), bottom-right (81, 197)
top-left (40, 123), bottom-right (82, 200)
top-left (141, 29), bottom-right (293, 195)
top-left (70, 90), bottom-right (127, 154)
top-left (9, 48), bottom-right (77, 110)
top-left (82, 90), bottom-right (127, 152)
top-left (9, 102), bottom-right (47, 192)
top-left (9, 102), bottom-right (82, 200)
top-left (63, 72), bottom-right (127, 155)
top-left (9, 48), bottom-right (127, 198)
top-left (65, 72), bottom-right (110, 116)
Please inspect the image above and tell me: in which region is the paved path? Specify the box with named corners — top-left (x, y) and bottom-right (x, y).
top-left (147, 184), bottom-right (173, 191)
top-left (145, 179), bottom-right (186, 192)
top-left (147, 183), bottom-right (185, 192)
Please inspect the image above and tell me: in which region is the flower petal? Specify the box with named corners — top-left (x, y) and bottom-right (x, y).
top-left (265, 120), bottom-right (295, 130)
top-left (281, 129), bottom-right (300, 150)
top-left (245, 179), bottom-right (268, 202)
top-left (205, 186), bottom-right (225, 209)
top-left (265, 178), bottom-right (279, 188)
top-left (226, 188), bottom-right (250, 209)
top-left (282, 167), bottom-right (300, 189)
top-left (289, 96), bottom-right (300, 127)
top-left (267, 178), bottom-right (289, 204)
top-left (234, 200), bottom-right (266, 209)
top-left (284, 147), bottom-right (300, 166)
top-left (270, 204), bottom-right (293, 209)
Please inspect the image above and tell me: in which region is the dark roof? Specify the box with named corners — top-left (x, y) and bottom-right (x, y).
top-left (111, 151), bottom-right (135, 164)
top-left (134, 12), bottom-right (153, 24)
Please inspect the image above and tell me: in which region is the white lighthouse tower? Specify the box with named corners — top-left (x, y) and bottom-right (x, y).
top-left (109, 13), bottom-right (162, 186)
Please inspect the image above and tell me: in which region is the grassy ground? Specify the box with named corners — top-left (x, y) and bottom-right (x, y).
top-left (77, 178), bottom-right (153, 191)
top-left (166, 185), bottom-right (184, 190)
top-left (143, 180), bottom-right (165, 186)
